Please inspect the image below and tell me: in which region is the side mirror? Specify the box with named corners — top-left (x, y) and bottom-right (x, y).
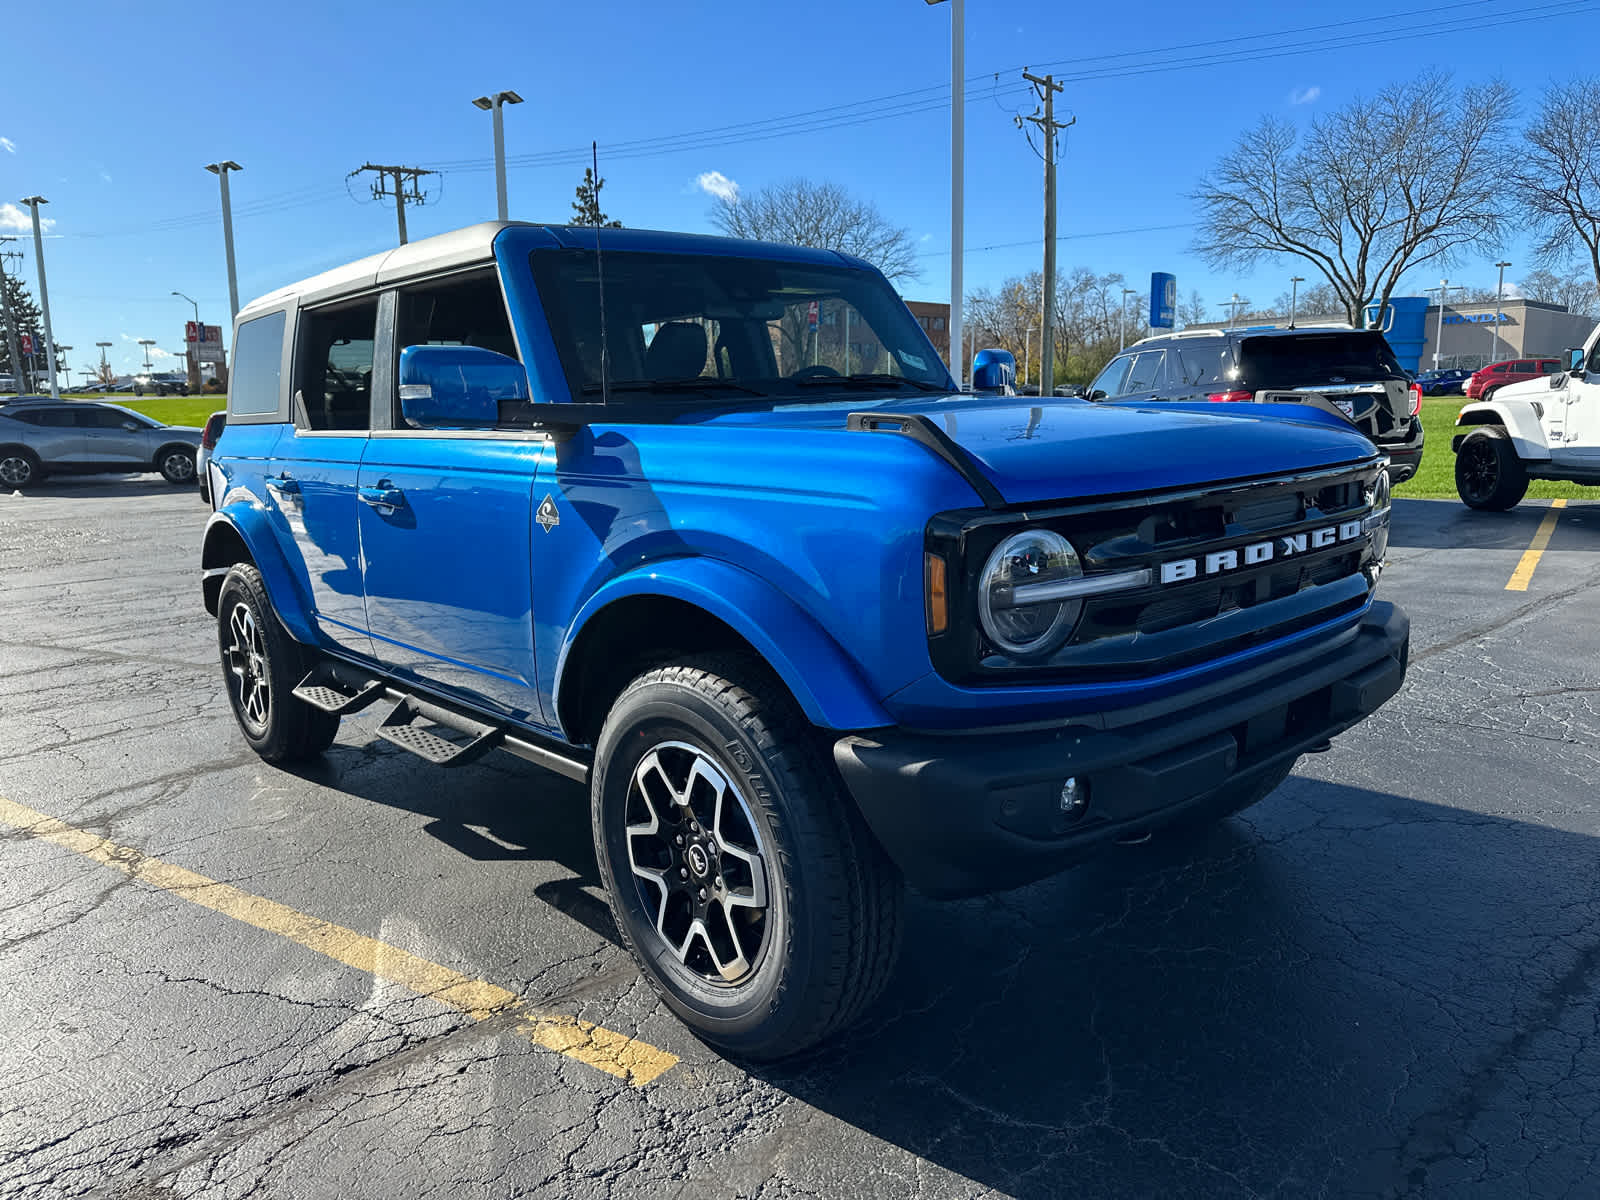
top-left (397, 345), bottom-right (528, 428)
top-left (971, 348), bottom-right (1017, 395)
top-left (1085, 389), bottom-right (1107, 402)
top-left (1570, 348), bottom-right (1587, 374)
top-left (122, 420), bottom-right (141, 430)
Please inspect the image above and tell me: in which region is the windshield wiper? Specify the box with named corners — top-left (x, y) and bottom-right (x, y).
top-left (792, 372), bottom-right (946, 392)
top-left (581, 378), bottom-right (768, 397)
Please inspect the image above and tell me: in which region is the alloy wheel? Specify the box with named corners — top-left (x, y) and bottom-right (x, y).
top-left (1459, 438), bottom-right (1498, 503)
top-left (0, 455), bottom-right (33, 487)
top-left (624, 740), bottom-right (770, 984)
top-left (225, 601), bottom-right (271, 733)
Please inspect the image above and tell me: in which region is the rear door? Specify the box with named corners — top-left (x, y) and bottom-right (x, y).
top-left (8, 406), bottom-right (81, 465)
top-left (357, 269), bottom-right (547, 724)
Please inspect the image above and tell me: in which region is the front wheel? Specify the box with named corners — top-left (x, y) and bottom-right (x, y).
top-left (216, 564), bottom-right (339, 762)
top-left (158, 446), bottom-right (196, 485)
top-left (1455, 426), bottom-right (1528, 511)
top-left (0, 450), bottom-right (41, 489)
top-left (591, 655), bottom-right (902, 1060)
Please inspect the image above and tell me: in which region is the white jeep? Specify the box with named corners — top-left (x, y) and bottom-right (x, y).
top-left (1453, 324), bottom-right (1600, 510)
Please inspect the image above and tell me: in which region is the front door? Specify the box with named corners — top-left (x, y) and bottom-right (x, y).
top-left (356, 269), bottom-right (548, 725)
top-left (76, 405), bottom-right (156, 468)
top-left (1561, 353), bottom-right (1600, 466)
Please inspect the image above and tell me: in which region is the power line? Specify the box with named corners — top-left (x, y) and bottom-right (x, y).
top-left (350, 163), bottom-right (435, 245)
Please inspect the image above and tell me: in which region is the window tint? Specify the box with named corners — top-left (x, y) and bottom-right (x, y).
top-left (1490, 363), bottom-right (1507, 373)
top-left (1088, 355), bottom-right (1132, 399)
top-left (14, 408), bottom-right (75, 427)
top-left (78, 407), bottom-right (146, 429)
top-left (1124, 350), bottom-right (1166, 394)
top-left (230, 311), bottom-right (286, 416)
top-left (296, 300), bottom-right (378, 431)
top-left (1174, 344), bottom-right (1227, 387)
top-left (1540, 361), bottom-right (1560, 372)
top-left (1237, 333), bottom-right (1407, 390)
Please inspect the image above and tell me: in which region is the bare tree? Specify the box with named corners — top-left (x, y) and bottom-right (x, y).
top-left (1514, 79), bottom-right (1600, 295)
top-left (711, 179), bottom-right (919, 283)
top-left (1177, 288), bottom-right (1211, 329)
top-left (1193, 72), bottom-right (1514, 327)
top-left (1520, 265), bottom-right (1600, 319)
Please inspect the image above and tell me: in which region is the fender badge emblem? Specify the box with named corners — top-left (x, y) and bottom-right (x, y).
top-left (536, 494), bottom-right (560, 532)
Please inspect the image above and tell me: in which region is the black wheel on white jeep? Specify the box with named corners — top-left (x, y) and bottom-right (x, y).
top-left (1455, 426), bottom-right (1529, 511)
top-left (591, 654), bottom-right (902, 1060)
top-left (216, 563), bottom-right (340, 762)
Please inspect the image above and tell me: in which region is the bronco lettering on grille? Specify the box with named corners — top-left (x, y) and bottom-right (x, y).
top-left (1159, 520), bottom-right (1364, 585)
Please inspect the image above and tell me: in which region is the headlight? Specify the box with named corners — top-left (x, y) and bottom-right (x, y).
top-left (978, 529), bottom-right (1084, 658)
top-left (1364, 468), bottom-right (1391, 561)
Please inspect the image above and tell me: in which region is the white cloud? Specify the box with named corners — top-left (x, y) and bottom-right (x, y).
top-left (1501, 282), bottom-right (1525, 300)
top-left (0, 137), bottom-right (15, 154)
top-left (0, 202), bottom-right (54, 233)
top-left (695, 170), bottom-right (739, 203)
top-left (100, 170), bottom-right (112, 183)
top-left (1289, 86), bottom-right (1321, 105)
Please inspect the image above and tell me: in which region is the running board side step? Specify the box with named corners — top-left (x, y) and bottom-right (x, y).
top-left (377, 696), bottom-right (503, 767)
top-left (292, 664), bottom-right (387, 716)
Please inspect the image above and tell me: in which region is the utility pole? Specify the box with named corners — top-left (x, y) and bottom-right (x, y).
top-left (1289, 276), bottom-right (1305, 327)
top-left (1022, 71), bottom-right (1069, 397)
top-left (353, 163), bottom-right (435, 246)
top-left (205, 162), bottom-right (243, 319)
top-left (0, 239), bottom-right (25, 396)
top-left (19, 197), bottom-right (59, 398)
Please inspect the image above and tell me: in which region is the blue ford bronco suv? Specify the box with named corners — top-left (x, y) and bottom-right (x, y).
top-left (202, 222), bottom-right (1407, 1058)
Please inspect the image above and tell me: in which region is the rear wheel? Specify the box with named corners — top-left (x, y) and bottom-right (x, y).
top-left (0, 450), bottom-right (41, 489)
top-left (591, 654), bottom-right (902, 1060)
top-left (1455, 426), bottom-right (1528, 511)
top-left (216, 563), bottom-right (339, 762)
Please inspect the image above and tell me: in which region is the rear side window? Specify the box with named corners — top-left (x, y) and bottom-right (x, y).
top-left (1540, 361), bottom-right (1560, 372)
top-left (1237, 333), bottom-right (1407, 390)
top-left (230, 311), bottom-right (286, 416)
top-left (13, 408), bottom-right (75, 427)
top-left (295, 300), bottom-right (379, 431)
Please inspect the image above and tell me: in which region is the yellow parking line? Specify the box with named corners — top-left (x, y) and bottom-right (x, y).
top-left (0, 794), bottom-right (677, 1086)
top-left (1505, 499), bottom-right (1568, 592)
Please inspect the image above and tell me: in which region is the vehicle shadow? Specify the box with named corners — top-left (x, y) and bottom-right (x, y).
top-left (736, 778), bottom-right (1600, 1198)
top-left (1388, 494), bottom-right (1600, 551)
top-left (13, 475), bottom-right (192, 500)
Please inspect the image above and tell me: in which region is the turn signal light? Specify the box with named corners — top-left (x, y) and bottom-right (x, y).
top-left (1207, 389), bottom-right (1254, 403)
top-left (924, 552), bottom-right (948, 635)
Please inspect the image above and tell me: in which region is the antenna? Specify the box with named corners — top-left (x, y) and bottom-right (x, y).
top-left (593, 141), bottom-right (611, 408)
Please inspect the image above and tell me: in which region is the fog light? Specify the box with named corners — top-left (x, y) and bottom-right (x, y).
top-left (1059, 777), bottom-right (1088, 818)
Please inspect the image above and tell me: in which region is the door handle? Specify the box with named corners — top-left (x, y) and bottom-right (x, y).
top-left (359, 482), bottom-right (406, 510)
top-left (266, 472), bottom-right (300, 496)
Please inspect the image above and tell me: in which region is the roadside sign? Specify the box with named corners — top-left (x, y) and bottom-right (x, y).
top-left (190, 323), bottom-right (225, 363)
top-left (19, 333), bottom-right (33, 355)
top-left (807, 300), bottom-right (819, 331)
top-left (1150, 272), bottom-right (1176, 329)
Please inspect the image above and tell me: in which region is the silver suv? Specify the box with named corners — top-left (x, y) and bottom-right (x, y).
top-left (0, 398), bottom-right (201, 489)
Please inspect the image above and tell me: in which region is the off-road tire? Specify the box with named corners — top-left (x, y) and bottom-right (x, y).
top-left (591, 653), bottom-right (903, 1061)
top-left (1455, 426), bottom-right (1528, 511)
top-left (0, 449), bottom-right (42, 489)
top-left (158, 445), bottom-right (196, 485)
top-left (216, 563), bottom-right (339, 762)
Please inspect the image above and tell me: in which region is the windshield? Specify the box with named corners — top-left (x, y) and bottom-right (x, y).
top-left (1237, 332), bottom-right (1407, 390)
top-left (529, 249), bottom-right (952, 405)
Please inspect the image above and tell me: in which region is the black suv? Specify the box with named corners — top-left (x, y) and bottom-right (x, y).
top-left (1085, 327), bottom-right (1425, 482)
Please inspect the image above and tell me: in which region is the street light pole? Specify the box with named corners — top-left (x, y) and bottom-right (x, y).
top-left (1025, 323), bottom-right (1035, 388)
top-left (925, 0), bottom-right (963, 388)
top-left (96, 341), bottom-right (112, 387)
top-left (1120, 287), bottom-right (1138, 351)
top-left (1289, 276), bottom-right (1305, 327)
top-left (19, 196), bottom-right (59, 399)
top-left (471, 91), bottom-right (524, 222)
top-left (57, 345), bottom-right (70, 391)
top-left (205, 161), bottom-right (243, 318)
top-left (1492, 261), bottom-right (1512, 363)
top-left (172, 290), bottom-right (201, 388)
top-left (138, 339), bottom-right (156, 374)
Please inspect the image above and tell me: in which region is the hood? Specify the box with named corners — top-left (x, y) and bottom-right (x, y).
top-left (696, 394), bottom-right (1380, 506)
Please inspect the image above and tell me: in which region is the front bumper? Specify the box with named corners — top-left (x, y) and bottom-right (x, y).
top-left (834, 601), bottom-right (1408, 897)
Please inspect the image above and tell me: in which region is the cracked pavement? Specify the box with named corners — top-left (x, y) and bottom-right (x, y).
top-left (3, 478), bottom-right (1600, 1198)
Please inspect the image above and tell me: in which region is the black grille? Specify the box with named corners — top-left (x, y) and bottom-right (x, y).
top-left (928, 462), bottom-right (1385, 685)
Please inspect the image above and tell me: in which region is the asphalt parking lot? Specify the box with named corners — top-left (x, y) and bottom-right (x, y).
top-left (4, 478), bottom-right (1600, 1199)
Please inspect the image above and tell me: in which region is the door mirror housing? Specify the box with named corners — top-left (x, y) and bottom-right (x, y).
top-left (1570, 347), bottom-right (1587, 374)
top-left (971, 348), bottom-right (1016, 395)
top-left (397, 345), bottom-right (529, 428)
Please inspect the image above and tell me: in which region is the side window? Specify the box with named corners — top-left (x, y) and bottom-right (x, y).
top-left (229, 311), bottom-right (287, 416)
top-left (395, 271), bottom-right (519, 426)
top-left (1540, 360), bottom-right (1559, 373)
top-left (1175, 345), bottom-right (1226, 387)
top-left (77, 408), bottom-right (140, 429)
top-left (1514, 361), bottom-right (1534, 373)
top-left (1088, 355), bottom-right (1132, 399)
top-left (1491, 363), bottom-right (1507, 374)
top-left (1124, 350), bottom-right (1166, 394)
top-left (295, 299), bottom-right (379, 431)
top-left (15, 408), bottom-right (76, 427)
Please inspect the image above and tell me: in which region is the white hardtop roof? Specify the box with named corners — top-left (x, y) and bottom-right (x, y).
top-left (238, 222), bottom-right (512, 318)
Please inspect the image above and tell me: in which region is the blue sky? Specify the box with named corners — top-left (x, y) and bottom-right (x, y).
top-left (0, 0), bottom-right (1587, 379)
